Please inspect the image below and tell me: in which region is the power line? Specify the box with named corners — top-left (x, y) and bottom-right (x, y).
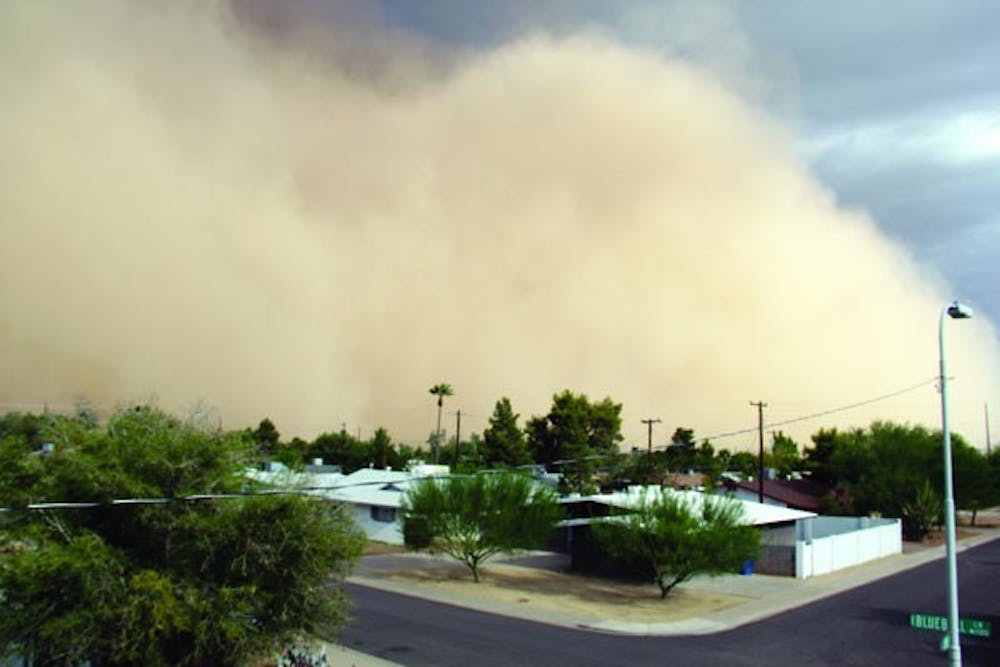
top-left (552, 377), bottom-right (941, 467)
top-left (1, 377), bottom-right (944, 512)
top-left (0, 475), bottom-right (463, 514)
top-left (698, 377), bottom-right (939, 443)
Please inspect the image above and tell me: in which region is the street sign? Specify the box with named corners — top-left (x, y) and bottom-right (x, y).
top-left (909, 613), bottom-right (992, 638)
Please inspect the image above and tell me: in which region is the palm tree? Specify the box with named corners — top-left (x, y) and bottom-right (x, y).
top-left (429, 383), bottom-right (453, 463)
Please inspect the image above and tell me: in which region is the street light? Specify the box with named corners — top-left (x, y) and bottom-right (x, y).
top-left (939, 299), bottom-right (972, 666)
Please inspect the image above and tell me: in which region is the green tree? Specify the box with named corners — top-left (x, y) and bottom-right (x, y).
top-left (609, 449), bottom-right (666, 487)
top-left (663, 427), bottom-right (697, 472)
top-left (526, 391), bottom-right (623, 493)
top-left (0, 406), bottom-right (364, 667)
top-left (310, 430), bottom-right (370, 473)
top-left (0, 410), bottom-right (52, 449)
top-left (592, 490), bottom-right (760, 598)
top-left (727, 451), bottom-right (758, 479)
top-left (440, 432), bottom-right (486, 473)
top-left (428, 383), bottom-right (454, 464)
top-left (803, 428), bottom-right (839, 485)
top-left (400, 472), bottom-right (562, 582)
top-left (671, 427), bottom-right (695, 447)
top-left (950, 437), bottom-right (996, 525)
top-left (767, 431), bottom-right (800, 479)
top-left (482, 398), bottom-right (531, 468)
top-left (853, 423), bottom-right (937, 521)
top-left (369, 427), bottom-right (393, 470)
top-left (801, 421), bottom-right (996, 535)
top-left (694, 440), bottom-right (722, 487)
top-left (465, 433), bottom-right (485, 470)
top-left (252, 417), bottom-right (281, 458)
top-left (715, 448), bottom-right (733, 473)
top-left (901, 480), bottom-right (942, 540)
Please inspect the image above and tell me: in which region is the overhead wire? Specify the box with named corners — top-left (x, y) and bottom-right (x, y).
top-left (0, 376), bottom-right (943, 510)
top-left (0, 475), bottom-right (461, 513)
top-left (693, 376), bottom-right (939, 444)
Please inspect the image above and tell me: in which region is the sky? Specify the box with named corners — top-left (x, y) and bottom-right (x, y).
top-left (1, 0), bottom-right (998, 450)
top-left (378, 0), bottom-right (1000, 326)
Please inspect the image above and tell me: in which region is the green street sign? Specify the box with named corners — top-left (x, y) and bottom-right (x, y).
top-left (909, 613), bottom-right (992, 638)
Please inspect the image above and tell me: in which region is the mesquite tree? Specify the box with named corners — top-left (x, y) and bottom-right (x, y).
top-left (401, 472), bottom-right (562, 582)
top-left (592, 490), bottom-right (760, 598)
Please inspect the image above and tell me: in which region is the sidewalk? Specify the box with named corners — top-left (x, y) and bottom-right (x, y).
top-left (315, 643), bottom-right (402, 667)
top-left (335, 529), bottom-right (998, 664)
top-left (592, 528), bottom-right (999, 635)
top-left (350, 529), bottom-right (998, 633)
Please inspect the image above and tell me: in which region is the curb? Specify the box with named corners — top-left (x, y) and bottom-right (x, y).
top-left (346, 531), bottom-right (1000, 638)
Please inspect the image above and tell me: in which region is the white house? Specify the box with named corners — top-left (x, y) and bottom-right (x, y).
top-left (558, 486), bottom-right (901, 578)
top-left (248, 463), bottom-right (449, 545)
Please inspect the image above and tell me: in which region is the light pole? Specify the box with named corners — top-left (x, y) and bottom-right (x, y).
top-left (939, 299), bottom-right (972, 666)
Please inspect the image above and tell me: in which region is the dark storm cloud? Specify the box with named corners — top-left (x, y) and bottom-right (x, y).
top-left (375, 1), bottom-right (1000, 327)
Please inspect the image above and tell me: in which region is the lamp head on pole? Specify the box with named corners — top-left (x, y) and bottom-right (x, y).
top-left (946, 300), bottom-right (974, 320)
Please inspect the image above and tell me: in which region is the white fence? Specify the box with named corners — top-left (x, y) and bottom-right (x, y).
top-left (795, 517), bottom-right (901, 579)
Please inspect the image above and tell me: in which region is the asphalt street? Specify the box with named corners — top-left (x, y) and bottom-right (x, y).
top-left (340, 539), bottom-right (1000, 666)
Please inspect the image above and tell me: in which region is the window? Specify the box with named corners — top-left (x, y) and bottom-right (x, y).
top-left (370, 506), bottom-right (396, 523)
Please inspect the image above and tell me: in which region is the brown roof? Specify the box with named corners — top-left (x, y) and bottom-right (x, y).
top-left (723, 478), bottom-right (830, 512)
top-left (662, 472), bottom-right (708, 489)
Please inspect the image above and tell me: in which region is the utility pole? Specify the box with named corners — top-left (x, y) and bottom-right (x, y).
top-left (641, 418), bottom-right (661, 464)
top-left (986, 403), bottom-right (992, 455)
top-left (750, 401), bottom-right (768, 503)
top-left (453, 410), bottom-right (462, 470)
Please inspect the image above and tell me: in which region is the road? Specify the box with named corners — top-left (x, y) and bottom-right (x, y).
top-left (340, 539), bottom-right (1000, 666)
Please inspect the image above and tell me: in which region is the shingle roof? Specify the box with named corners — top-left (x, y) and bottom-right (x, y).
top-left (723, 478), bottom-right (829, 512)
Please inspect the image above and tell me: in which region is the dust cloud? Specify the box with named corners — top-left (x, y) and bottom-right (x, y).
top-left (1, 1), bottom-right (997, 449)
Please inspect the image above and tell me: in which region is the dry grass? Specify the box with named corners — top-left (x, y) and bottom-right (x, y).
top-left (918, 528), bottom-right (982, 547)
top-left (363, 541), bottom-right (407, 556)
top-left (381, 562), bottom-right (750, 623)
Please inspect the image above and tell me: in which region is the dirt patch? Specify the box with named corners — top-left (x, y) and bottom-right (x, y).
top-left (918, 529), bottom-right (979, 547)
top-left (363, 541), bottom-right (407, 556)
top-left (381, 562), bottom-right (750, 623)
top-left (962, 517), bottom-right (1000, 528)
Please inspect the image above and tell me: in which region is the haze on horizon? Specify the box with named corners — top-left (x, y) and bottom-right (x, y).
top-left (1, 0), bottom-right (997, 450)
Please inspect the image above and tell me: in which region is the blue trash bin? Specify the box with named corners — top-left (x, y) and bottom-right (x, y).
top-left (740, 560), bottom-right (755, 576)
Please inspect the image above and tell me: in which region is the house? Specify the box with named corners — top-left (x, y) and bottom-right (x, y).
top-left (720, 477), bottom-right (830, 512)
top-left (662, 471), bottom-right (708, 490)
top-left (247, 462), bottom-right (449, 545)
top-left (556, 486), bottom-right (900, 579)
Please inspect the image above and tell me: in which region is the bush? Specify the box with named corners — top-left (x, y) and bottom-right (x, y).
top-left (592, 490), bottom-right (761, 598)
top-left (401, 472), bottom-right (562, 582)
top-left (901, 480), bottom-right (942, 541)
top-left (0, 406), bottom-right (365, 667)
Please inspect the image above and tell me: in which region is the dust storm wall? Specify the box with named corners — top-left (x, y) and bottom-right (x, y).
top-left (1, 1), bottom-right (996, 447)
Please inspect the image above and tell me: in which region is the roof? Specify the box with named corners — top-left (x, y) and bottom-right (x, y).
top-left (325, 480), bottom-right (413, 508)
top-left (562, 486), bottom-right (816, 526)
top-left (245, 468), bottom-right (347, 489)
top-left (722, 478), bottom-right (829, 512)
top-left (661, 472), bottom-right (708, 489)
top-left (245, 466), bottom-right (448, 509)
top-left (340, 468), bottom-right (412, 486)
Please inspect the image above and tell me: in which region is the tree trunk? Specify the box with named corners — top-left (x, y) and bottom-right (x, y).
top-left (434, 398), bottom-right (443, 464)
top-left (656, 573), bottom-right (686, 599)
